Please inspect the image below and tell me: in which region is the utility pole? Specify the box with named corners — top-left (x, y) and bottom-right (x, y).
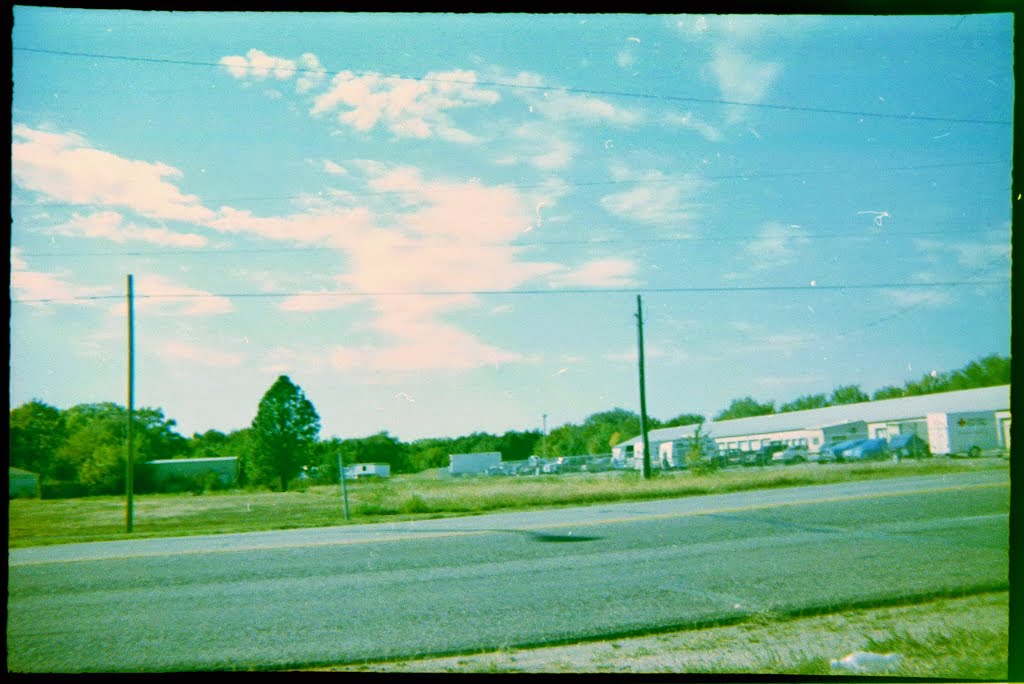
top-left (338, 449), bottom-right (351, 520)
top-left (125, 275), bottom-right (135, 532)
top-left (636, 295), bottom-right (652, 479)
top-left (542, 413), bottom-right (548, 460)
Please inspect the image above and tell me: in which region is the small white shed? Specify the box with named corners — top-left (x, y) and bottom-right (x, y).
top-left (345, 463), bottom-right (391, 479)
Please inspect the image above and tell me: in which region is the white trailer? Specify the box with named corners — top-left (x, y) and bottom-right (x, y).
top-left (658, 437), bottom-right (718, 469)
top-left (926, 411), bottom-right (1001, 457)
top-left (345, 463), bottom-right (391, 479)
top-left (448, 451), bottom-right (502, 475)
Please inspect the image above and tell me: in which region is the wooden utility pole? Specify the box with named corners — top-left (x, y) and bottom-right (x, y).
top-left (126, 275), bottom-right (135, 532)
top-left (636, 295), bottom-right (652, 479)
top-left (338, 449), bottom-right (351, 520)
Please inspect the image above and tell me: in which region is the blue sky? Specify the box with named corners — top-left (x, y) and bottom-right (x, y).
top-left (10, 10), bottom-right (1013, 442)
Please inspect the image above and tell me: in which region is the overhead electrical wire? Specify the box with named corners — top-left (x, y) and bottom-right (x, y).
top-left (15, 226), bottom-right (1011, 259)
top-left (9, 279), bottom-right (1010, 305)
top-left (12, 46), bottom-right (1013, 127)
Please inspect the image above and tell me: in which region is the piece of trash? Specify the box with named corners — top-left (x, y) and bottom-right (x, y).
top-left (830, 651), bottom-right (903, 673)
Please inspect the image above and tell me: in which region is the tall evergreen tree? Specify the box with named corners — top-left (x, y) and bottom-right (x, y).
top-left (249, 376), bottom-right (321, 491)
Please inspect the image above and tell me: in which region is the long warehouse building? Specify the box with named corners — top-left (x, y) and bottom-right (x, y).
top-left (612, 384), bottom-right (1010, 465)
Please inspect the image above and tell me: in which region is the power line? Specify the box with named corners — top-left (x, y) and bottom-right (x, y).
top-left (10, 159), bottom-right (1011, 211)
top-left (10, 280), bottom-right (1009, 304)
top-left (12, 46), bottom-right (1013, 127)
top-left (14, 226), bottom-right (1010, 259)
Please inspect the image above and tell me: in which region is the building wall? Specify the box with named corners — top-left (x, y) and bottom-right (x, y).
top-left (9, 468), bottom-right (40, 498)
top-left (144, 458), bottom-right (239, 486)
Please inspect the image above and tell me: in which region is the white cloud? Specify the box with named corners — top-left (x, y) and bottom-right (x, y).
top-left (601, 166), bottom-right (708, 226)
top-left (549, 258), bottom-right (637, 289)
top-left (323, 159), bottom-right (348, 175)
top-left (498, 122), bottom-right (577, 171)
top-left (664, 112), bottom-right (722, 141)
top-left (744, 222), bottom-right (810, 269)
top-left (50, 211), bottom-right (208, 248)
top-left (12, 125), bottom-right (214, 224)
top-left (296, 53), bottom-right (327, 93)
top-left (533, 90), bottom-right (643, 126)
top-left (310, 68), bottom-right (499, 142)
top-left (219, 49), bottom-right (297, 80)
top-left (10, 249), bottom-right (114, 308)
top-left (712, 46), bottom-right (781, 120)
top-left (913, 238), bottom-right (1010, 270)
top-left (126, 273), bottom-right (234, 317)
top-left (617, 49), bottom-right (637, 69)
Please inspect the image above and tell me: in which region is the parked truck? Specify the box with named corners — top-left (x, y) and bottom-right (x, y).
top-left (448, 451), bottom-right (503, 476)
top-left (926, 411), bottom-right (1000, 457)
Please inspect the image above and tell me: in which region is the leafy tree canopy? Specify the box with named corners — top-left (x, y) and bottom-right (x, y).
top-left (249, 376), bottom-right (321, 491)
top-left (714, 396), bottom-right (776, 421)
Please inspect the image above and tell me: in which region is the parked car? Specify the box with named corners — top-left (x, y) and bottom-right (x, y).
top-left (744, 442), bottom-right (787, 466)
top-left (719, 450), bottom-right (746, 467)
top-left (581, 457), bottom-right (613, 472)
top-left (772, 444), bottom-right (809, 465)
top-left (887, 433), bottom-right (932, 460)
top-left (842, 438), bottom-right (889, 461)
top-left (814, 439), bottom-right (867, 463)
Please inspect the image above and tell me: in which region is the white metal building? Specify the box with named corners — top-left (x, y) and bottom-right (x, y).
top-left (345, 463), bottom-right (391, 479)
top-left (613, 385), bottom-right (1010, 463)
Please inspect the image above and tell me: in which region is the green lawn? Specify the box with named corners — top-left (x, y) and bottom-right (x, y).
top-left (8, 457), bottom-right (1008, 548)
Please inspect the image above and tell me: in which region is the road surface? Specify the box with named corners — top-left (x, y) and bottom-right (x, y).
top-left (7, 470), bottom-right (1009, 672)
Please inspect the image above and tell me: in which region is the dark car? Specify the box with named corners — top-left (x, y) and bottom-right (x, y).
top-left (772, 444), bottom-right (809, 465)
top-left (888, 433), bottom-right (931, 460)
top-left (744, 442), bottom-right (787, 466)
top-left (842, 438), bottom-right (889, 461)
top-left (814, 439), bottom-right (867, 463)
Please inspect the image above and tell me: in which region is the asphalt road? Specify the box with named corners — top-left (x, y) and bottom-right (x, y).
top-left (7, 470), bottom-right (1010, 672)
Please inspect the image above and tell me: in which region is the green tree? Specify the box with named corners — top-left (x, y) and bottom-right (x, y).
top-left (778, 394), bottom-right (830, 413)
top-left (714, 397), bottom-right (775, 421)
top-left (341, 431), bottom-right (410, 473)
top-left (249, 376), bottom-right (321, 491)
top-left (872, 385), bottom-right (906, 401)
top-left (829, 385), bottom-right (869, 405)
top-left (9, 400), bottom-right (66, 477)
top-left (947, 354), bottom-right (1011, 390)
top-left (685, 422), bottom-right (719, 474)
top-left (661, 413), bottom-right (705, 428)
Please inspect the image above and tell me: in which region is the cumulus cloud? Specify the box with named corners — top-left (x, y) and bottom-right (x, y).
top-left (601, 165), bottom-right (709, 227)
top-left (127, 273), bottom-right (234, 317)
top-left (310, 68), bottom-right (499, 142)
top-left (12, 125), bottom-right (214, 224)
top-left (50, 211), bottom-right (208, 248)
top-left (10, 248), bottom-right (114, 308)
top-left (712, 46), bottom-right (781, 121)
top-left (220, 48), bottom-right (298, 80)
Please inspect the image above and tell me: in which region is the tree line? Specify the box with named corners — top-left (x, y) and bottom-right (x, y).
top-left (9, 354), bottom-right (1009, 495)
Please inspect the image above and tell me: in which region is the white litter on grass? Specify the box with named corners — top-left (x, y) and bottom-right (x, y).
top-left (830, 651), bottom-right (903, 673)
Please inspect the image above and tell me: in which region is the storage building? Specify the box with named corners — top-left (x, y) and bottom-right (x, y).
top-left (612, 385), bottom-right (1010, 463)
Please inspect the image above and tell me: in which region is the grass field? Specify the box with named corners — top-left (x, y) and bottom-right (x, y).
top-left (320, 592), bottom-right (1009, 677)
top-left (8, 457), bottom-right (1007, 548)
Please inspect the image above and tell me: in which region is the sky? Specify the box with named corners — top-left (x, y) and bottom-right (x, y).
top-left (9, 9), bottom-right (1014, 443)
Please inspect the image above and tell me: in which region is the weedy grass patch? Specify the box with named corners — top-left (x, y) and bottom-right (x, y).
top-left (323, 591), bottom-right (1008, 676)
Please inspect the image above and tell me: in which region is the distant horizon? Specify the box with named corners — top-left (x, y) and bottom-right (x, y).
top-left (11, 11), bottom-right (1011, 443)
top-left (11, 355), bottom-right (1010, 442)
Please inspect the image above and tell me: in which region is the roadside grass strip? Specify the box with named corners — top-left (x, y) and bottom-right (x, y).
top-left (8, 458), bottom-right (1007, 548)
top-left (315, 590), bottom-right (1009, 678)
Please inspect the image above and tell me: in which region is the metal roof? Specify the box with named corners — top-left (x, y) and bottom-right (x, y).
top-left (615, 384), bottom-right (1010, 447)
top-left (144, 456), bottom-right (239, 465)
